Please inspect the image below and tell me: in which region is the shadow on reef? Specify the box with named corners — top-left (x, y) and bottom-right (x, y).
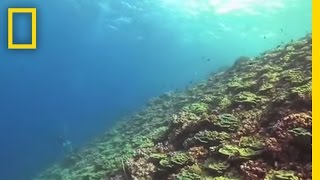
top-left (34, 34), bottom-right (312, 180)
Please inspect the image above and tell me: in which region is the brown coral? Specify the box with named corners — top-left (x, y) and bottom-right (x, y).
top-left (127, 157), bottom-right (156, 180)
top-left (188, 146), bottom-right (209, 162)
top-left (240, 160), bottom-right (269, 180)
top-left (271, 111), bottom-right (311, 141)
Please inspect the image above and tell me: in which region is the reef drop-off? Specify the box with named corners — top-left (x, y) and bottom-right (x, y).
top-left (35, 34), bottom-right (312, 180)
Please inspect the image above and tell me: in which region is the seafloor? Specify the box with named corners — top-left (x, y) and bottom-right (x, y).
top-left (35, 34), bottom-right (312, 180)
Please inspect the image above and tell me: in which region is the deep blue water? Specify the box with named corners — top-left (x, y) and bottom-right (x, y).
top-left (0, 0), bottom-right (311, 180)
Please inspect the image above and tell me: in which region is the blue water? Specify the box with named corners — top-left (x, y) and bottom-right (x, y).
top-left (0, 0), bottom-right (311, 180)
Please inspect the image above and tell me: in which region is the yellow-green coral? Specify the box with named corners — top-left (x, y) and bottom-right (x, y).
top-left (257, 64), bottom-right (282, 75)
top-left (258, 83), bottom-right (274, 93)
top-left (150, 153), bottom-right (168, 160)
top-left (219, 96), bottom-right (232, 109)
top-left (183, 130), bottom-right (230, 148)
top-left (182, 102), bottom-right (209, 115)
top-left (215, 114), bottom-right (240, 132)
top-left (160, 158), bottom-right (175, 168)
top-left (290, 81), bottom-right (311, 97)
top-left (218, 144), bottom-right (263, 159)
top-left (172, 111), bottom-right (200, 125)
top-left (238, 148), bottom-right (263, 159)
top-left (239, 136), bottom-right (265, 150)
top-left (288, 127), bottom-right (311, 137)
top-left (288, 127), bottom-right (312, 146)
top-left (280, 69), bottom-right (306, 85)
top-left (232, 91), bottom-right (266, 107)
top-left (131, 136), bottom-right (154, 148)
top-left (227, 78), bottom-right (255, 93)
top-left (148, 126), bottom-right (170, 140)
top-left (218, 145), bottom-right (239, 157)
top-left (159, 152), bottom-right (191, 168)
top-left (205, 176), bottom-right (241, 180)
top-left (171, 152), bottom-right (192, 166)
top-left (205, 158), bottom-right (230, 173)
top-left (210, 95), bottom-right (232, 109)
top-left (264, 170), bottom-right (299, 180)
top-left (176, 169), bottom-right (202, 180)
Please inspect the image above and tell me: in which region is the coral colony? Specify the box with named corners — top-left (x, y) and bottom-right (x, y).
top-left (35, 34), bottom-right (311, 180)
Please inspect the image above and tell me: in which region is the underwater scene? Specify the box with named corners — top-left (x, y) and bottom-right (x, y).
top-left (0, 0), bottom-right (312, 180)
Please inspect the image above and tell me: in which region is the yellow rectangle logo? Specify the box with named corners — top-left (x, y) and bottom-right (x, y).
top-left (8, 8), bottom-right (37, 49)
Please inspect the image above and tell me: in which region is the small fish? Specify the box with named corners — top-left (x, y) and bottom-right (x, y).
top-left (207, 58), bottom-right (211, 61)
top-left (263, 36), bottom-right (266, 39)
top-left (189, 80), bottom-right (193, 84)
top-left (280, 28), bottom-right (283, 32)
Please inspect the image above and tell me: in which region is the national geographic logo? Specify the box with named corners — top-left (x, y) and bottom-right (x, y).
top-left (8, 8), bottom-right (37, 50)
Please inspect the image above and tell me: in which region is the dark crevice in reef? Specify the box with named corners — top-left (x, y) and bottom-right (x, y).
top-left (35, 34), bottom-right (312, 180)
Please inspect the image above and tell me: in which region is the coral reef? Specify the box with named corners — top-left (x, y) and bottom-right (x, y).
top-left (240, 160), bottom-right (269, 179)
top-left (182, 102), bottom-right (209, 115)
top-left (204, 158), bottom-right (230, 174)
top-left (215, 114), bottom-right (240, 132)
top-left (264, 170), bottom-right (299, 180)
top-left (183, 130), bottom-right (230, 148)
top-left (34, 34), bottom-right (312, 180)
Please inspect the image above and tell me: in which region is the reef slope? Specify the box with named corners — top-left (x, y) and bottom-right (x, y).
top-left (35, 34), bottom-right (312, 180)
